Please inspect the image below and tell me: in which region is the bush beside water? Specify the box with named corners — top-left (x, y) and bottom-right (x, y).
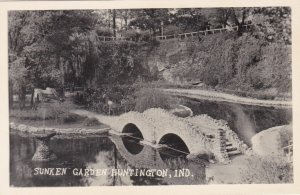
top-left (134, 88), bottom-right (177, 112)
top-left (83, 117), bottom-right (102, 126)
top-left (72, 84), bottom-right (178, 114)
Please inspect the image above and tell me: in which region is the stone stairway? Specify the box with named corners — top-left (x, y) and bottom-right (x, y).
top-left (225, 140), bottom-right (242, 157)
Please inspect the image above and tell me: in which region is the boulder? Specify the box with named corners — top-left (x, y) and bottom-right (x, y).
top-left (251, 125), bottom-right (292, 156)
top-left (169, 104), bottom-right (193, 118)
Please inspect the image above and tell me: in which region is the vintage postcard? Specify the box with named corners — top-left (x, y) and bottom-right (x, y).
top-left (0, 0), bottom-right (299, 194)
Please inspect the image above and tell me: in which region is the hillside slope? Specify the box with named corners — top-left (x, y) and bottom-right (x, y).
top-left (144, 32), bottom-right (291, 95)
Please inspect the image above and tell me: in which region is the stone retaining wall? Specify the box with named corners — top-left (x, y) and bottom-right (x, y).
top-left (9, 122), bottom-right (110, 138)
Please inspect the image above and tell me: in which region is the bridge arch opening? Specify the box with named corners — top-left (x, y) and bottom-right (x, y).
top-left (158, 133), bottom-right (190, 161)
top-left (121, 123), bottom-right (144, 155)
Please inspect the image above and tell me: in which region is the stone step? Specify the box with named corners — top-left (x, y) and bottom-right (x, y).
top-left (226, 141), bottom-right (233, 147)
top-left (205, 134), bottom-right (215, 139)
top-left (226, 146), bottom-right (238, 152)
top-left (227, 150), bottom-right (242, 156)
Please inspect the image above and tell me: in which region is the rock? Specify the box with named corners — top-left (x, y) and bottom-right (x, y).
top-left (251, 125), bottom-right (292, 156)
top-left (32, 134), bottom-right (57, 162)
top-left (169, 104), bottom-right (193, 118)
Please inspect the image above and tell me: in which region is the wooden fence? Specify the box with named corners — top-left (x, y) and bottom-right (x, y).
top-left (97, 24), bottom-right (253, 42)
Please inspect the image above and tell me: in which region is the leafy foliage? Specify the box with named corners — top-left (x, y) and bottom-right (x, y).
top-left (241, 155), bottom-right (293, 184)
top-left (129, 9), bottom-right (170, 36)
top-left (277, 126), bottom-right (292, 148)
top-left (172, 32), bottom-right (291, 93)
top-left (252, 7), bottom-right (291, 44)
top-left (83, 117), bottom-right (102, 126)
top-left (163, 25), bottom-right (183, 35)
top-left (8, 7), bottom-right (292, 107)
top-left (134, 88), bottom-right (176, 112)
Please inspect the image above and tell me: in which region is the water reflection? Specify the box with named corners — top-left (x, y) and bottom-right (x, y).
top-left (110, 135), bottom-right (206, 185)
top-left (122, 123), bottom-right (144, 155)
top-left (10, 133), bottom-right (206, 187)
top-left (122, 136), bottom-right (144, 155)
top-left (183, 99), bottom-right (292, 145)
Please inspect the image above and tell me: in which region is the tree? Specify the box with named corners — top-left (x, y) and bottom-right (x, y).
top-left (129, 9), bottom-right (169, 36)
top-left (209, 8), bottom-right (232, 28)
top-left (229, 8), bottom-right (252, 35)
top-left (117, 9), bottom-right (134, 31)
top-left (171, 8), bottom-right (209, 32)
top-left (8, 10), bottom-right (98, 108)
top-left (112, 9), bottom-right (116, 37)
top-left (8, 11), bottom-right (40, 109)
top-left (251, 7), bottom-right (291, 44)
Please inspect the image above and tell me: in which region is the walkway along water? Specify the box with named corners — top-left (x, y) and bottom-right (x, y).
top-left (163, 88), bottom-right (292, 108)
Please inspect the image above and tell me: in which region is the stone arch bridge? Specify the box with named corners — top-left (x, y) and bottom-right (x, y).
top-left (71, 108), bottom-right (249, 164)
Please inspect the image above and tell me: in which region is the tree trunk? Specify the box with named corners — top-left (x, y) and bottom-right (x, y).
top-left (18, 84), bottom-right (26, 110)
top-left (113, 9), bottom-right (116, 38)
top-left (9, 80), bottom-right (14, 109)
top-left (58, 55), bottom-right (65, 97)
top-left (152, 27), bottom-right (156, 37)
top-left (124, 17), bottom-right (128, 31)
top-left (30, 89), bottom-right (34, 108)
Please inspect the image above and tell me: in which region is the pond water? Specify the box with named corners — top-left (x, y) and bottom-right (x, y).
top-left (10, 98), bottom-right (292, 187)
top-left (182, 98), bottom-right (292, 145)
top-left (10, 133), bottom-right (206, 187)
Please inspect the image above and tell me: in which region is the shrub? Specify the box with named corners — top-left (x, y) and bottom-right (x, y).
top-left (122, 29), bottom-right (140, 41)
top-left (60, 113), bottom-right (84, 124)
top-left (95, 27), bottom-right (113, 37)
top-left (72, 85), bottom-right (138, 114)
top-left (139, 30), bottom-right (152, 42)
top-left (278, 126), bottom-right (293, 148)
top-left (37, 102), bottom-right (84, 123)
top-left (171, 33), bottom-right (291, 94)
top-left (37, 103), bottom-right (65, 121)
top-left (83, 117), bottom-right (102, 126)
top-left (134, 88), bottom-right (176, 112)
top-left (163, 25), bottom-right (183, 36)
top-left (73, 92), bottom-right (87, 105)
top-left (241, 155), bottom-right (293, 184)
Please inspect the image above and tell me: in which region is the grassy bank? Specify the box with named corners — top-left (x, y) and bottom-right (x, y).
top-left (9, 100), bottom-right (108, 130)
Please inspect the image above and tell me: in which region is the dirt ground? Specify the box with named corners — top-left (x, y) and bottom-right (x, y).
top-left (206, 154), bottom-right (249, 184)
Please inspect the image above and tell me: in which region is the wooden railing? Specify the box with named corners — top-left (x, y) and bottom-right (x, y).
top-left (97, 24), bottom-right (254, 42)
top-left (97, 36), bottom-right (137, 42)
top-left (156, 24), bottom-right (253, 40)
